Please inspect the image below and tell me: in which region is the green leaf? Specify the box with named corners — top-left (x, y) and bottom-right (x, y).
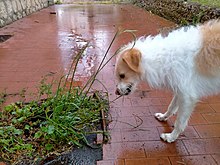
top-left (24, 125), bottom-right (31, 130)
top-left (12, 118), bottom-right (18, 124)
top-left (24, 144), bottom-right (33, 151)
top-left (45, 143), bottom-right (53, 151)
top-left (16, 109), bottom-right (23, 115)
top-left (0, 129), bottom-right (4, 136)
top-left (40, 126), bottom-right (47, 132)
top-left (4, 104), bottom-right (15, 112)
top-left (54, 104), bottom-right (64, 113)
top-left (14, 144), bottom-right (22, 150)
top-left (34, 131), bottom-right (42, 139)
top-left (0, 139), bottom-right (10, 145)
top-left (17, 117), bottom-right (25, 123)
top-left (14, 129), bottom-right (23, 135)
top-left (47, 125), bottom-right (55, 134)
top-left (72, 140), bottom-right (82, 147)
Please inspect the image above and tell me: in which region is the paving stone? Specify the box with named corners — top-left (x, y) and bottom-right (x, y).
top-left (143, 140), bottom-right (188, 157)
top-left (125, 158), bottom-right (171, 165)
top-left (121, 127), bottom-right (160, 142)
top-left (97, 159), bottom-right (125, 165)
top-left (212, 154), bottom-right (220, 165)
top-left (184, 113), bottom-right (207, 126)
top-left (194, 124), bottom-right (220, 138)
top-left (169, 155), bottom-right (217, 165)
top-left (209, 103), bottom-right (220, 112)
top-left (194, 103), bottom-right (215, 113)
top-left (102, 142), bottom-right (146, 160)
top-left (202, 113), bottom-right (220, 123)
top-left (183, 138), bottom-right (220, 155)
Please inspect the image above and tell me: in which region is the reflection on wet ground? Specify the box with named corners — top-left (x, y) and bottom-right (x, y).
top-left (58, 30), bottom-right (95, 85)
top-left (54, 5), bottom-right (121, 87)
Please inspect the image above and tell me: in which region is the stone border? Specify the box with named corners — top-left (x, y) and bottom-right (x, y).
top-left (0, 0), bottom-right (54, 28)
top-left (133, 0), bottom-right (220, 24)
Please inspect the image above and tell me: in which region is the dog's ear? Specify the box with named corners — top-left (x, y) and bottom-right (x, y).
top-left (122, 49), bottom-right (141, 73)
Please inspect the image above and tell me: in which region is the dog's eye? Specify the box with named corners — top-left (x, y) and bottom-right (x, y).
top-left (119, 74), bottom-right (125, 79)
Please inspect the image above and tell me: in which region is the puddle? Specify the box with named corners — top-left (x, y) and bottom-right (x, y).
top-left (0, 34), bottom-right (12, 43)
top-left (58, 30), bottom-right (97, 87)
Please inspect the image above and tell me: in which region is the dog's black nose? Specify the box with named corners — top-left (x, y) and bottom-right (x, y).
top-left (126, 88), bottom-right (131, 93)
top-left (124, 88), bottom-right (131, 95)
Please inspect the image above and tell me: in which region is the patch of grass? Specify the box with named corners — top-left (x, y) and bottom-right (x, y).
top-left (189, 0), bottom-right (220, 8)
top-left (1, 85), bottom-right (108, 163)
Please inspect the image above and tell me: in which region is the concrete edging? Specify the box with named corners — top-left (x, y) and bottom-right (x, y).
top-left (0, 0), bottom-right (54, 28)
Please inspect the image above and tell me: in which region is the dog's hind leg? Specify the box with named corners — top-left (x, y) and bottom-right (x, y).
top-left (155, 95), bottom-right (179, 121)
top-left (160, 94), bottom-right (197, 143)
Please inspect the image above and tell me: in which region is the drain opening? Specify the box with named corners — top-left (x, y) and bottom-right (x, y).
top-left (0, 35), bottom-right (13, 43)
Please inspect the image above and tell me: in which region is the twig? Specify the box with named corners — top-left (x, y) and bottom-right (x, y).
top-left (132, 113), bottom-right (143, 129)
top-left (111, 114), bottom-right (143, 129)
top-left (109, 95), bottom-right (123, 103)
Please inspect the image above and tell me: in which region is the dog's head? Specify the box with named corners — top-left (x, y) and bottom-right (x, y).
top-left (115, 48), bottom-right (142, 95)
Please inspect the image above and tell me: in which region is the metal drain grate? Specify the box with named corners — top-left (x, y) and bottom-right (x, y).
top-left (0, 35), bottom-right (12, 43)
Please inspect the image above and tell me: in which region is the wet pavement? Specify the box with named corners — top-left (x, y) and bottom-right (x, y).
top-left (0, 4), bottom-right (220, 165)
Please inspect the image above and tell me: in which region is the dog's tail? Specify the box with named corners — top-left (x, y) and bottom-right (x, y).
top-left (196, 19), bottom-right (220, 76)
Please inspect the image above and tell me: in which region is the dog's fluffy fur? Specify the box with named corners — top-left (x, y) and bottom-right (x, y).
top-left (115, 20), bottom-right (220, 143)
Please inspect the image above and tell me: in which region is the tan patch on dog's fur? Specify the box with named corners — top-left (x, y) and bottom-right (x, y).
top-left (196, 20), bottom-right (220, 76)
top-left (121, 48), bottom-right (142, 73)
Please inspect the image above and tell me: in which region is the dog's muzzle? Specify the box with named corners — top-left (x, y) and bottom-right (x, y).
top-left (115, 84), bottom-right (133, 95)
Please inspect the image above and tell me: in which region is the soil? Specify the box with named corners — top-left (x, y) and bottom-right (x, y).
top-left (133, 0), bottom-right (220, 24)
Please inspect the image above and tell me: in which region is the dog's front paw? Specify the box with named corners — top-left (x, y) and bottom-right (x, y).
top-left (160, 133), bottom-right (176, 143)
top-left (155, 113), bottom-right (167, 121)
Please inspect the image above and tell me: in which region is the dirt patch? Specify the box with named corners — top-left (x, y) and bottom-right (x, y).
top-left (134, 0), bottom-right (220, 24)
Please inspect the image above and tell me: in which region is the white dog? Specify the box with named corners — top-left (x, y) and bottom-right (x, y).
top-left (115, 20), bottom-right (220, 143)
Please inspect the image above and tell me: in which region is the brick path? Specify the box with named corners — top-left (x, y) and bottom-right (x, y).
top-left (0, 4), bottom-right (219, 165)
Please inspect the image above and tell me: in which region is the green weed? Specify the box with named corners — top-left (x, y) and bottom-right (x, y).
top-left (1, 88), bottom-right (108, 162)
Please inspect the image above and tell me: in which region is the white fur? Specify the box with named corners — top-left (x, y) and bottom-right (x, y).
top-left (116, 24), bottom-right (220, 143)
